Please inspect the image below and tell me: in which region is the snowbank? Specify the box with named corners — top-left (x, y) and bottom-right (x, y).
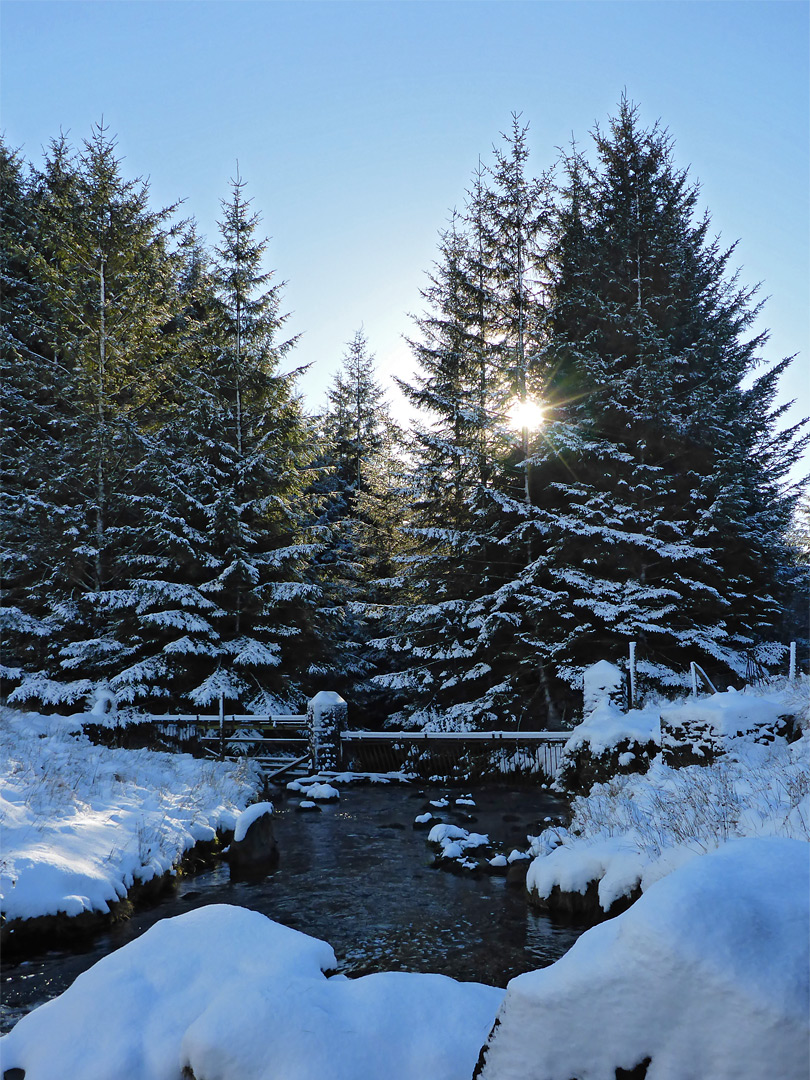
top-left (478, 838), bottom-right (810, 1080)
top-left (0, 709), bottom-right (259, 922)
top-left (1, 905), bottom-right (504, 1080)
top-left (528, 728), bottom-right (810, 914)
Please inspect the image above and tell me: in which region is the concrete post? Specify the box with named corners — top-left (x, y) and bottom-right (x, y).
top-left (307, 691), bottom-right (347, 771)
top-left (582, 661), bottom-right (626, 716)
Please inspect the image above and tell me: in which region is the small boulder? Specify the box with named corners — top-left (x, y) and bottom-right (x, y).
top-left (229, 803), bottom-right (278, 881)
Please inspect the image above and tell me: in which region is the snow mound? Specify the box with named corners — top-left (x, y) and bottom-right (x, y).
top-left (564, 699), bottom-right (660, 756)
top-left (479, 837), bottom-right (810, 1080)
top-left (1, 905), bottom-right (503, 1080)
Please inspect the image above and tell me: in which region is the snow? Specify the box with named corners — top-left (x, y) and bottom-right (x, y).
top-left (582, 659), bottom-right (624, 715)
top-left (0, 709), bottom-right (259, 922)
top-left (478, 838), bottom-right (810, 1080)
top-left (529, 695), bottom-right (809, 913)
top-left (1, 904), bottom-right (504, 1080)
top-left (308, 689), bottom-right (347, 715)
top-left (562, 698), bottom-right (661, 757)
top-left (563, 682), bottom-right (799, 761)
top-left (303, 782), bottom-right (340, 801)
top-left (428, 822), bottom-right (489, 859)
top-left (415, 812), bottom-right (433, 824)
top-left (233, 801), bottom-right (274, 842)
top-left (661, 685), bottom-right (793, 739)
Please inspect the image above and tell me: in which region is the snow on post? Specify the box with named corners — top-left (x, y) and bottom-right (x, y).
top-left (789, 641), bottom-right (796, 682)
top-left (307, 691), bottom-right (347, 770)
top-left (583, 660), bottom-right (626, 717)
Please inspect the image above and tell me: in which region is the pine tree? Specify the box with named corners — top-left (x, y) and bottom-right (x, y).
top-left (312, 331), bottom-right (410, 713)
top-left (0, 141), bottom-right (76, 699)
top-left (175, 171), bottom-right (316, 712)
top-left (375, 125), bottom-right (555, 729)
top-left (528, 97), bottom-right (808, 703)
top-left (2, 128), bottom-right (183, 707)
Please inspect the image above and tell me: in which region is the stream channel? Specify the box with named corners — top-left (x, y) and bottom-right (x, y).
top-left (1, 782), bottom-right (584, 1033)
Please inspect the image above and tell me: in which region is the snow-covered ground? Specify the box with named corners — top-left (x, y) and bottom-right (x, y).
top-left (479, 837), bottom-right (810, 1080)
top-left (3, 685), bottom-right (809, 1079)
top-left (528, 683), bottom-right (810, 912)
top-left (0, 904), bottom-right (504, 1080)
top-left (0, 709), bottom-right (260, 922)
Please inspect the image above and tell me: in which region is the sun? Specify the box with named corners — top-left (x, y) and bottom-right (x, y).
top-left (506, 398), bottom-right (545, 431)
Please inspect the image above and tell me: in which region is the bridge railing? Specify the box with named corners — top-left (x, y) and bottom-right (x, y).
top-left (149, 714), bottom-right (308, 762)
top-left (145, 712), bottom-right (570, 780)
top-left (340, 730), bottom-right (570, 781)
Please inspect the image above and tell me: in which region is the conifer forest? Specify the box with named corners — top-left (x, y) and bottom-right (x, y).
top-left (3, 100), bottom-right (808, 729)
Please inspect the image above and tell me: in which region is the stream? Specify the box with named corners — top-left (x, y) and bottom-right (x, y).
top-left (1, 781), bottom-right (584, 1033)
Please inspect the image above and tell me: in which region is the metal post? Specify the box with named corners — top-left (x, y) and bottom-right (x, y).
top-left (219, 692), bottom-right (225, 761)
top-left (690, 662), bottom-right (698, 697)
top-left (629, 641), bottom-right (637, 709)
top-left (789, 641), bottom-right (796, 682)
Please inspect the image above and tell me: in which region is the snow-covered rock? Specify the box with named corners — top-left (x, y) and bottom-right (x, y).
top-left (233, 801), bottom-right (274, 843)
top-left (303, 782), bottom-right (340, 802)
top-left (660, 685), bottom-right (803, 767)
top-left (0, 905), bottom-right (504, 1080)
top-left (229, 802), bottom-right (277, 879)
top-left (556, 699), bottom-right (660, 794)
top-left (478, 838), bottom-right (810, 1080)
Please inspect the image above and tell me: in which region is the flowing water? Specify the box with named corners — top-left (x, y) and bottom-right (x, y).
top-left (1, 782), bottom-right (583, 1033)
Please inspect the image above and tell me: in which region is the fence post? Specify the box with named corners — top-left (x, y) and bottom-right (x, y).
top-left (690, 662), bottom-right (698, 697)
top-left (789, 641), bottom-right (797, 682)
top-left (218, 692), bottom-right (225, 761)
top-left (628, 641), bottom-right (637, 709)
top-left (307, 691), bottom-right (347, 771)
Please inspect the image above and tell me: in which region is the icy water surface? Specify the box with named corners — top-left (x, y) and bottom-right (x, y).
top-left (1, 783), bottom-right (583, 1032)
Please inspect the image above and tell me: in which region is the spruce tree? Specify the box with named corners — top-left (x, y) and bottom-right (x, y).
top-left (376, 124), bottom-right (555, 729)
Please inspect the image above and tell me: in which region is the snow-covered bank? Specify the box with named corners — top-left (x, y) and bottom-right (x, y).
top-left (0, 904), bottom-right (504, 1080)
top-left (476, 837), bottom-right (810, 1080)
top-left (0, 709), bottom-right (260, 932)
top-left (528, 685), bottom-right (810, 916)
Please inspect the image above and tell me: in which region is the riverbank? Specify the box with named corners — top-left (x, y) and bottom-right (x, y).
top-left (0, 709), bottom-right (261, 954)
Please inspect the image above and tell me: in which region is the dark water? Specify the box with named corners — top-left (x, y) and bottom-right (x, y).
top-left (1, 783), bottom-right (582, 1033)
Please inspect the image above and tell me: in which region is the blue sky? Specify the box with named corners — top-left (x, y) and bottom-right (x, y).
top-left (2, 0), bottom-right (808, 475)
